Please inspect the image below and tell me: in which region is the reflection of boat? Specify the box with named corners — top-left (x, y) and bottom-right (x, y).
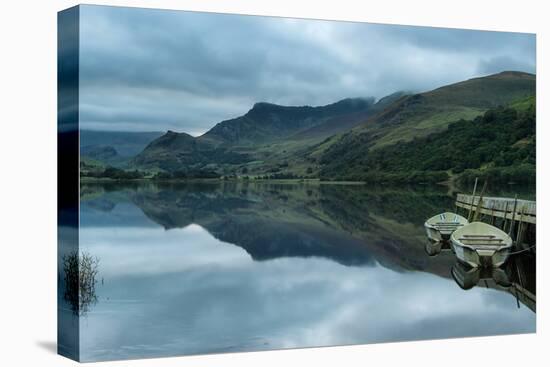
top-left (424, 212), bottom-right (468, 243)
top-left (425, 241), bottom-right (442, 256)
top-left (450, 222), bottom-right (513, 268)
top-left (424, 239), bottom-right (452, 257)
top-left (451, 261), bottom-right (511, 290)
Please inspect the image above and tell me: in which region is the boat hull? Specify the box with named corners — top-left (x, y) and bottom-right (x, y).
top-left (450, 222), bottom-right (513, 268)
top-left (425, 225), bottom-right (443, 242)
top-left (425, 240), bottom-right (442, 256)
top-left (451, 240), bottom-right (512, 268)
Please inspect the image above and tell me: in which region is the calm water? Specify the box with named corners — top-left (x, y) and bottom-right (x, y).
top-left (66, 182), bottom-right (535, 361)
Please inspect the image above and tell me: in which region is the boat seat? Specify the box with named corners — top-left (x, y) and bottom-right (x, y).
top-left (462, 234), bottom-right (496, 238)
top-left (459, 238), bottom-right (503, 242)
top-left (461, 242), bottom-right (506, 247)
top-left (468, 244), bottom-right (507, 249)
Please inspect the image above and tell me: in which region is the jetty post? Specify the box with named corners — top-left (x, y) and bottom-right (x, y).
top-left (467, 177), bottom-right (479, 222)
top-left (455, 194), bottom-right (536, 253)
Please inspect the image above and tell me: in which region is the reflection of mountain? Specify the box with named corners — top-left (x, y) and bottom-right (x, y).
top-left (127, 183), bottom-right (374, 266)
top-left (81, 182), bottom-right (455, 272)
top-left (215, 219), bottom-right (377, 265)
top-left (80, 181), bottom-right (536, 311)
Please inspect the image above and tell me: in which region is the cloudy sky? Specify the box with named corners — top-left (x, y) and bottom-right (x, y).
top-left (78, 5), bottom-right (536, 135)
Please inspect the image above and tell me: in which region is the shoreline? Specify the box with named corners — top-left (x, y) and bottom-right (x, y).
top-left (79, 177), bottom-right (462, 188)
top-left (79, 177), bottom-right (367, 185)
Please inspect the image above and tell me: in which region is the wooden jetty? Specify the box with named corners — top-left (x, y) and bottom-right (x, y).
top-left (455, 194), bottom-right (536, 252)
top-left (456, 194), bottom-right (536, 224)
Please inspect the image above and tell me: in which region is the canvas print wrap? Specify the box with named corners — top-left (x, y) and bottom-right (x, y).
top-left (58, 5), bottom-right (536, 362)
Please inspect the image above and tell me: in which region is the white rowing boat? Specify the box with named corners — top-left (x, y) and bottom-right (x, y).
top-left (424, 212), bottom-right (468, 243)
top-left (450, 222), bottom-right (513, 268)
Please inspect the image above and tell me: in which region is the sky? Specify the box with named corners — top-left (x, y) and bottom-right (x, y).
top-left (78, 5), bottom-right (536, 135)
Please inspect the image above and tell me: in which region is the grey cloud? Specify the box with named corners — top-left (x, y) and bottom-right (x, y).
top-left (479, 55), bottom-right (536, 75)
top-left (77, 5), bottom-right (536, 134)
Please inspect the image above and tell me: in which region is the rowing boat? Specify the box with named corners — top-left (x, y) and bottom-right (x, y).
top-left (450, 222), bottom-right (513, 268)
top-left (424, 212), bottom-right (468, 243)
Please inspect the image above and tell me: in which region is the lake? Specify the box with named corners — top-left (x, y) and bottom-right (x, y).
top-left (63, 181), bottom-right (535, 361)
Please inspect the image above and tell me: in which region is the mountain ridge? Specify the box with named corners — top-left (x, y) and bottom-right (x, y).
top-left (101, 71), bottom-right (536, 181)
top-left (198, 96), bottom-right (377, 145)
top-left (132, 96), bottom-right (393, 170)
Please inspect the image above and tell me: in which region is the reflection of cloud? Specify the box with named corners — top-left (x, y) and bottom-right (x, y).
top-left (79, 223), bottom-right (535, 361)
top-left (78, 5), bottom-right (535, 134)
top-left (80, 225), bottom-right (251, 276)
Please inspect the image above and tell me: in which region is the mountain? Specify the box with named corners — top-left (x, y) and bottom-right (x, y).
top-left (132, 130), bottom-right (251, 171)
top-left (80, 130), bottom-right (164, 157)
top-left (125, 71), bottom-right (535, 181)
top-left (319, 95), bottom-right (536, 183)
top-left (81, 145), bottom-right (118, 161)
top-left (371, 71), bottom-right (535, 147)
top-left (288, 92), bottom-right (408, 141)
top-left (308, 71), bottom-right (535, 176)
top-left (201, 97), bottom-right (376, 145)
top-left (132, 96), bottom-right (396, 172)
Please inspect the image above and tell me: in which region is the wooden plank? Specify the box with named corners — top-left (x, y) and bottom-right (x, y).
top-left (455, 194), bottom-right (535, 224)
top-left (456, 194), bottom-right (536, 214)
top-left (459, 238), bottom-right (504, 243)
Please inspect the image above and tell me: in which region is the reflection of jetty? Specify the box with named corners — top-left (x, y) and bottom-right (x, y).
top-left (510, 283), bottom-right (536, 313)
top-left (455, 194), bottom-right (536, 252)
top-left (451, 256), bottom-right (536, 313)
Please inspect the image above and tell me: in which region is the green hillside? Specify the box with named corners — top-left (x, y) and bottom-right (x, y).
top-left (320, 96), bottom-right (535, 184)
top-left (309, 71), bottom-right (535, 162)
top-left (132, 130), bottom-right (250, 172)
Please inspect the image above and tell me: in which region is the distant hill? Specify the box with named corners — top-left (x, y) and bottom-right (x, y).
top-left (132, 130), bottom-right (250, 171)
top-left (80, 130), bottom-right (164, 157)
top-left (81, 145), bottom-right (118, 161)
